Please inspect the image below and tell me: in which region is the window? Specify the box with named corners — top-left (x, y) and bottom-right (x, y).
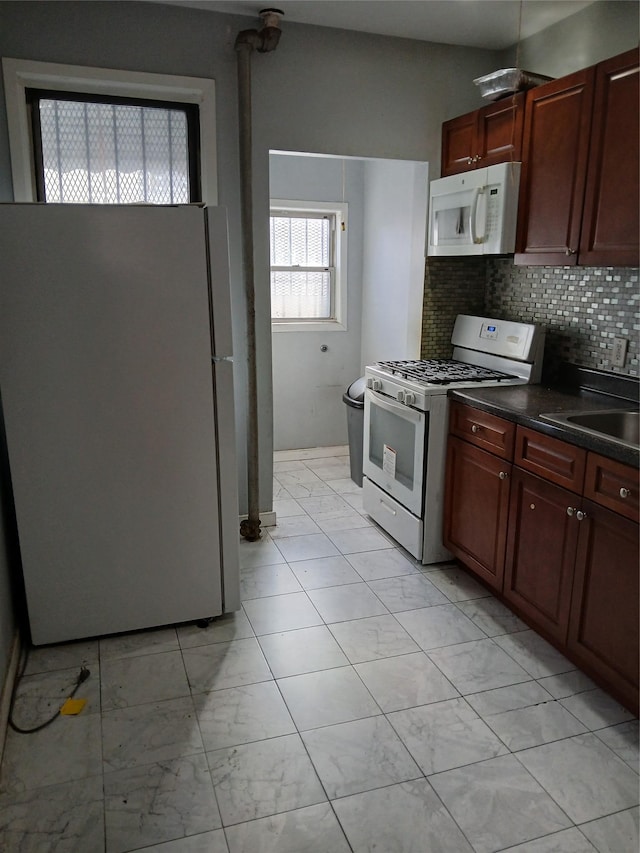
top-left (270, 199), bottom-right (347, 330)
top-left (2, 59), bottom-right (217, 203)
top-left (27, 90), bottom-right (200, 204)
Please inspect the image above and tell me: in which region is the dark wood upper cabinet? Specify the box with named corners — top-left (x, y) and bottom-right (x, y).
top-left (579, 48), bottom-right (640, 266)
top-left (441, 93), bottom-right (524, 177)
top-left (514, 68), bottom-right (595, 265)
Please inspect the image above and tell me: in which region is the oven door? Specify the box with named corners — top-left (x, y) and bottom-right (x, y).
top-left (363, 388), bottom-right (427, 517)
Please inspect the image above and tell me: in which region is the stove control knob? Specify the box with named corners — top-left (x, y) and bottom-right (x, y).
top-left (404, 391), bottom-right (416, 406)
top-left (397, 390), bottom-right (405, 403)
top-left (370, 378), bottom-right (382, 392)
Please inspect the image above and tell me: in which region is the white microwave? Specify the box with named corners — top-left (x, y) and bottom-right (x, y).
top-left (428, 161), bottom-right (521, 256)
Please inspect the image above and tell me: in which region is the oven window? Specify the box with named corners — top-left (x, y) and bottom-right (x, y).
top-left (367, 405), bottom-right (419, 490)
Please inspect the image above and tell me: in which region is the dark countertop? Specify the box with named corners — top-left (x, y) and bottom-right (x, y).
top-left (448, 384), bottom-right (640, 468)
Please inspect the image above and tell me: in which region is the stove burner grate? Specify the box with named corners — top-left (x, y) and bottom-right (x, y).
top-left (375, 359), bottom-right (517, 385)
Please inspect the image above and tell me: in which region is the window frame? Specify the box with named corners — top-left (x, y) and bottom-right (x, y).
top-left (2, 58), bottom-right (217, 204)
top-left (270, 198), bottom-right (348, 333)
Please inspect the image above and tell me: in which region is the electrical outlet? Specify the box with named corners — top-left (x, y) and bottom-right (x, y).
top-left (612, 337), bottom-right (628, 367)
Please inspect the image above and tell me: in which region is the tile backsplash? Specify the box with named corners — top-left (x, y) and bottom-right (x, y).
top-left (421, 257), bottom-right (639, 382)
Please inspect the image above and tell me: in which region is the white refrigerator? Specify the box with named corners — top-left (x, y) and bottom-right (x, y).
top-left (0, 203), bottom-right (240, 645)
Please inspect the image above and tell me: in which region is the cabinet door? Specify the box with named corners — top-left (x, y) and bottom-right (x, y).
top-left (478, 93), bottom-right (524, 168)
top-left (567, 500), bottom-right (639, 714)
top-left (441, 111), bottom-right (477, 176)
top-left (579, 48), bottom-right (639, 266)
top-left (443, 436), bottom-right (511, 590)
top-left (504, 469), bottom-right (578, 642)
top-left (515, 68), bottom-right (595, 265)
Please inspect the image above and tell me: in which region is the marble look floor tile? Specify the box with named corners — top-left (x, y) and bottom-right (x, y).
top-left (0, 775), bottom-right (104, 853)
top-left (307, 582), bottom-right (388, 624)
top-left (272, 478), bottom-right (292, 499)
top-left (23, 639), bottom-right (99, 675)
top-left (313, 509), bottom-right (372, 533)
top-left (99, 627), bottom-right (179, 661)
top-left (274, 533), bottom-right (340, 562)
top-left (101, 649), bottom-right (189, 711)
top-left (333, 778), bottom-right (474, 853)
top-left (465, 681), bottom-right (554, 718)
top-left (305, 455), bottom-right (351, 471)
top-left (424, 566), bottom-right (491, 602)
top-left (395, 604), bottom-right (486, 650)
top-left (388, 697), bottom-right (508, 774)
top-left (312, 465), bottom-right (353, 482)
top-left (182, 638), bottom-right (271, 694)
top-left (367, 573), bottom-right (448, 611)
top-left (9, 664), bottom-right (101, 724)
top-left (559, 688), bottom-right (636, 731)
top-left (595, 720), bottom-right (639, 772)
top-left (494, 630), bottom-right (576, 679)
top-left (343, 492), bottom-right (366, 513)
top-left (273, 460), bottom-right (308, 473)
top-left (328, 527), bottom-right (391, 554)
top-left (517, 733), bottom-right (640, 823)
top-left (240, 564), bottom-right (303, 600)
top-left (193, 681), bottom-right (295, 751)
top-left (326, 477), bottom-right (362, 494)
top-left (484, 700), bottom-right (588, 750)
top-left (177, 610), bottom-right (255, 649)
top-left (242, 591), bottom-right (322, 635)
top-left (428, 639), bottom-right (531, 694)
top-left (268, 515), bottom-right (322, 539)
top-left (140, 828), bottom-right (230, 852)
top-left (355, 651), bottom-right (459, 712)
top-left (302, 715), bottom-right (421, 799)
top-left (207, 733), bottom-right (326, 826)
top-left (104, 754), bottom-right (220, 853)
top-left (500, 827), bottom-right (597, 852)
top-left (225, 802), bottom-right (350, 853)
top-left (0, 713), bottom-right (102, 794)
top-left (579, 806), bottom-right (640, 853)
top-left (258, 625), bottom-right (349, 678)
top-left (272, 497), bottom-right (306, 518)
top-left (430, 753), bottom-right (572, 853)
top-left (295, 494), bottom-right (353, 517)
top-left (277, 666), bottom-right (381, 730)
top-left (238, 538), bottom-right (285, 570)
top-left (288, 555), bottom-right (362, 589)
top-left (102, 696), bottom-right (204, 771)
top-left (536, 669), bottom-right (597, 699)
top-left (274, 476), bottom-right (333, 499)
top-left (346, 548), bottom-right (418, 581)
top-left (456, 596), bottom-right (528, 637)
top-left (328, 615), bottom-right (420, 663)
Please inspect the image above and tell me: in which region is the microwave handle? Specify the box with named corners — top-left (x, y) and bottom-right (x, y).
top-left (470, 186), bottom-right (485, 245)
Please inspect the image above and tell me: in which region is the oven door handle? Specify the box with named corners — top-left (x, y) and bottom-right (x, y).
top-left (366, 388), bottom-right (424, 423)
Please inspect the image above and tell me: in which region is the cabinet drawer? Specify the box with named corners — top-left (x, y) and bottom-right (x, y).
top-left (515, 426), bottom-right (586, 492)
top-left (449, 402), bottom-right (515, 460)
top-left (584, 452), bottom-right (639, 522)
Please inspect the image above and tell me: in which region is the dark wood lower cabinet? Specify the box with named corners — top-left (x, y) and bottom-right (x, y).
top-left (567, 499), bottom-right (639, 712)
top-left (443, 436), bottom-right (510, 591)
top-left (503, 468), bottom-right (578, 644)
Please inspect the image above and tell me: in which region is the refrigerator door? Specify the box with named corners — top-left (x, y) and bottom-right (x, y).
top-left (0, 203), bottom-right (237, 644)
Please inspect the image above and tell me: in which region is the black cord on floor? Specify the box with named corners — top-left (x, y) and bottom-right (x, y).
top-left (8, 646), bottom-right (90, 735)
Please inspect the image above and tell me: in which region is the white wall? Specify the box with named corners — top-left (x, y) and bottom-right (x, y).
top-left (360, 159), bottom-right (429, 370)
top-left (269, 153), bottom-right (364, 450)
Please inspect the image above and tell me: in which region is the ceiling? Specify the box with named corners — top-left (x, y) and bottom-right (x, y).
top-left (152, 0), bottom-right (596, 50)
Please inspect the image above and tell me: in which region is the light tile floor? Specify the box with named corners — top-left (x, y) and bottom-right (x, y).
top-left (0, 445), bottom-right (638, 852)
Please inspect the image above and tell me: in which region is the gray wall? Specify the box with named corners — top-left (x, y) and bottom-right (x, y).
top-left (269, 153), bottom-right (365, 450)
top-left (0, 0), bottom-right (500, 686)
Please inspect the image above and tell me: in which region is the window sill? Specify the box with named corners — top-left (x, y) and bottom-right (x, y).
top-left (271, 319), bottom-right (347, 333)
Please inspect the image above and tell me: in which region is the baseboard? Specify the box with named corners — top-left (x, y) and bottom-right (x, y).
top-left (0, 629), bottom-right (21, 766)
top-left (238, 510), bottom-right (276, 528)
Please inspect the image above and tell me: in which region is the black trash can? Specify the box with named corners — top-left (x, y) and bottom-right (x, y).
top-left (343, 377), bottom-right (366, 487)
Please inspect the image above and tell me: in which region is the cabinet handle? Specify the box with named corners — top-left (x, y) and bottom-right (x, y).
top-left (620, 487), bottom-right (630, 499)
top-left (565, 247), bottom-right (576, 256)
top-left (474, 155), bottom-right (482, 162)
top-left (576, 510), bottom-right (587, 521)
top-left (471, 424), bottom-right (480, 433)
top-left (466, 157), bottom-right (474, 164)
top-left (499, 471), bottom-right (508, 480)
top-left (566, 506), bottom-right (575, 516)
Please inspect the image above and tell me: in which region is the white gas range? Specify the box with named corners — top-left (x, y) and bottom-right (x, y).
top-left (362, 314), bottom-right (545, 563)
